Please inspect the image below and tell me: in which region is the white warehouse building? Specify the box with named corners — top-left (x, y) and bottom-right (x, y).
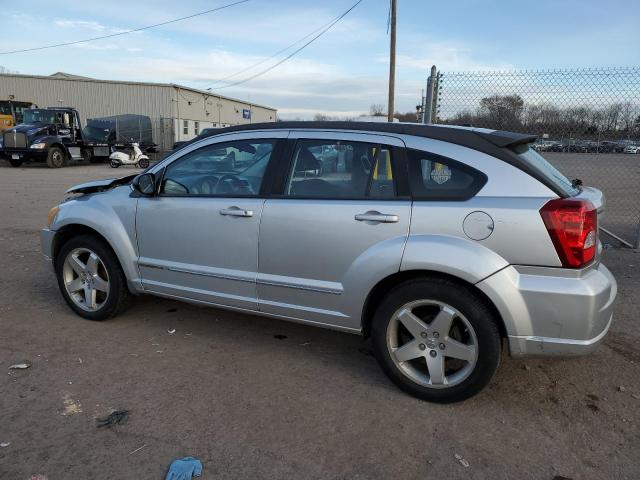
top-left (0, 72), bottom-right (278, 151)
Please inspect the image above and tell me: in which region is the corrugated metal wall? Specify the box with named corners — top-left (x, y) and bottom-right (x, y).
top-left (0, 74), bottom-right (279, 152)
top-left (0, 74), bottom-right (175, 150)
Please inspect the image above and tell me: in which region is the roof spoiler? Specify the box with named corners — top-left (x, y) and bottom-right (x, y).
top-left (475, 130), bottom-right (537, 149)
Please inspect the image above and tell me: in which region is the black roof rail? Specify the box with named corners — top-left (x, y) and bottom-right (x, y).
top-left (201, 121), bottom-right (537, 151)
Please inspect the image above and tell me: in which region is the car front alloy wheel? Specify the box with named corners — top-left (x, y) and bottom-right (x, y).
top-left (55, 234), bottom-right (131, 320)
top-left (62, 247), bottom-right (110, 312)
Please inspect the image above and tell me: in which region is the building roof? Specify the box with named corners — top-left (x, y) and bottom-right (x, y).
top-left (0, 72), bottom-right (276, 111)
top-left (49, 72), bottom-right (93, 80)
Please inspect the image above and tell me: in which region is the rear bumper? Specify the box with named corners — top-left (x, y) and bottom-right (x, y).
top-left (477, 262), bottom-right (617, 356)
top-left (40, 228), bottom-right (56, 261)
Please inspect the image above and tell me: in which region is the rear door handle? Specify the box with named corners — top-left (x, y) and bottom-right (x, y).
top-left (220, 207), bottom-right (254, 217)
top-left (355, 211), bottom-right (399, 223)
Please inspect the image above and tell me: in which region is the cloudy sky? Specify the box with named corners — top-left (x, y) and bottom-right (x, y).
top-left (1, 0), bottom-right (639, 118)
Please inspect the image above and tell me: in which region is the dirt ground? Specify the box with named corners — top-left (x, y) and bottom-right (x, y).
top-left (0, 162), bottom-right (639, 480)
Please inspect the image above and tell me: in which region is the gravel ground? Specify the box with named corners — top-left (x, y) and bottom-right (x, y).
top-left (0, 163), bottom-right (639, 480)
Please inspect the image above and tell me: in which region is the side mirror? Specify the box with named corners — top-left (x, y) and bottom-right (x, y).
top-left (132, 173), bottom-right (156, 195)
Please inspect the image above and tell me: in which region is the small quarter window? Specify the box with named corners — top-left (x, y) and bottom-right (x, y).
top-left (407, 149), bottom-right (487, 199)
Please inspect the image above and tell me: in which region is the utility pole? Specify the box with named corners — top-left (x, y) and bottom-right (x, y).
top-left (387, 0), bottom-right (397, 122)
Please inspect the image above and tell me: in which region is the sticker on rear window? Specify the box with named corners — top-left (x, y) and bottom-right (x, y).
top-left (430, 163), bottom-right (452, 184)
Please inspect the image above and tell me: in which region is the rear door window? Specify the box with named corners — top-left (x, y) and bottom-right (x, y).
top-left (407, 148), bottom-right (487, 199)
top-left (285, 139), bottom-right (396, 199)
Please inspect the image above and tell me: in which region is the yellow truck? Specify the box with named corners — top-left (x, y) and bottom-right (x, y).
top-left (0, 100), bottom-right (34, 131)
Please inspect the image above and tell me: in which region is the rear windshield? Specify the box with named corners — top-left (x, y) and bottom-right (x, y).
top-left (516, 147), bottom-right (579, 196)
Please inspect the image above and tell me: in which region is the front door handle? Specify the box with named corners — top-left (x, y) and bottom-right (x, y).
top-left (220, 207), bottom-right (254, 217)
top-left (355, 211), bottom-right (399, 223)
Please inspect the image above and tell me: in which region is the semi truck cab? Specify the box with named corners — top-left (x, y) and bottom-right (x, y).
top-left (1, 107), bottom-right (90, 167)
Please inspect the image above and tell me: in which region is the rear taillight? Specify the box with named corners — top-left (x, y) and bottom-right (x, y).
top-left (540, 198), bottom-right (597, 268)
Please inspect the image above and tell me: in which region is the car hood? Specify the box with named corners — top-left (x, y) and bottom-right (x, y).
top-left (66, 174), bottom-right (138, 195)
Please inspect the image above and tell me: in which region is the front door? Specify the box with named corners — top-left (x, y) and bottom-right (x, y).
top-left (256, 132), bottom-right (411, 331)
top-left (136, 133), bottom-right (286, 311)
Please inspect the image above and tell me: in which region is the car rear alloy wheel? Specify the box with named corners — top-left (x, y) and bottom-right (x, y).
top-left (62, 248), bottom-right (110, 312)
top-left (371, 278), bottom-right (501, 403)
top-left (387, 300), bottom-right (478, 388)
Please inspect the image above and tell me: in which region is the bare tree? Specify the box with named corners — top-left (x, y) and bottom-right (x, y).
top-left (313, 113), bottom-right (330, 121)
top-left (0, 65), bottom-right (19, 74)
top-left (369, 104), bottom-right (386, 117)
top-left (478, 95), bottom-right (525, 130)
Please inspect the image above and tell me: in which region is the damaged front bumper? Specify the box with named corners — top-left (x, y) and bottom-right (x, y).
top-left (40, 228), bottom-right (56, 261)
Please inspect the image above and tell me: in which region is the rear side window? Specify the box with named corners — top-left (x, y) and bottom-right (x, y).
top-left (285, 139), bottom-right (396, 199)
top-left (407, 149), bottom-right (487, 200)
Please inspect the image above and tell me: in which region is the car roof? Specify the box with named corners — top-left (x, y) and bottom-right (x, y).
top-left (189, 120), bottom-right (567, 196)
top-left (202, 121), bottom-right (537, 151)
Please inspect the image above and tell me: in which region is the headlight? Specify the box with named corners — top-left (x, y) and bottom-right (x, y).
top-left (30, 143), bottom-right (47, 149)
top-left (47, 206), bottom-right (60, 228)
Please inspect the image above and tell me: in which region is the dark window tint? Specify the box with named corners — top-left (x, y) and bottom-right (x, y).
top-left (286, 139), bottom-right (395, 198)
top-left (161, 139), bottom-right (276, 196)
top-left (407, 149), bottom-right (487, 199)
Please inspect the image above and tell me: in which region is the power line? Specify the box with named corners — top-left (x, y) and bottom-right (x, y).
top-left (210, 0), bottom-right (363, 90)
top-left (209, 12), bottom-right (351, 88)
top-left (0, 0), bottom-right (250, 55)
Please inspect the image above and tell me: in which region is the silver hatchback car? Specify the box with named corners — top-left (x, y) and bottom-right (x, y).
top-left (41, 122), bottom-right (617, 403)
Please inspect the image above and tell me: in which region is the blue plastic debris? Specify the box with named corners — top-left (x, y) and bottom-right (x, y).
top-left (165, 456), bottom-right (203, 480)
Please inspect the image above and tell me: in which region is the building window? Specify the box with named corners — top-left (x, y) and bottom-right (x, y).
top-left (183, 120), bottom-right (189, 136)
top-left (194, 121), bottom-right (199, 136)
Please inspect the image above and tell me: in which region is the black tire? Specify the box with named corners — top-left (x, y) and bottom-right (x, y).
top-left (110, 161), bottom-right (119, 168)
top-left (86, 150), bottom-right (102, 164)
top-left (9, 158), bottom-right (23, 167)
top-left (46, 147), bottom-right (66, 168)
top-left (55, 234), bottom-right (131, 321)
top-left (371, 277), bottom-right (501, 403)
top-left (138, 157), bottom-right (150, 169)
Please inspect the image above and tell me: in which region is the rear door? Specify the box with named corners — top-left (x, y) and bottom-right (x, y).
top-left (256, 131), bottom-right (411, 331)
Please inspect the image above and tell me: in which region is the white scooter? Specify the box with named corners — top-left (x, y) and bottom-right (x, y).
top-left (109, 143), bottom-right (150, 169)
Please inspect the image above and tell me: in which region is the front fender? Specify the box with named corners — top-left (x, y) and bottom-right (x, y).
top-left (400, 234), bottom-right (509, 284)
top-left (33, 135), bottom-right (62, 148)
top-left (33, 136), bottom-right (70, 157)
top-left (51, 187), bottom-right (141, 291)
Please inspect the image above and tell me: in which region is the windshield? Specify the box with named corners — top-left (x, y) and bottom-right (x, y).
top-left (23, 109), bottom-right (59, 125)
top-left (517, 147), bottom-right (579, 196)
top-left (0, 102), bottom-right (10, 116)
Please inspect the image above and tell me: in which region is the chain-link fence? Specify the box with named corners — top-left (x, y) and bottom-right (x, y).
top-left (432, 67), bottom-right (640, 247)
